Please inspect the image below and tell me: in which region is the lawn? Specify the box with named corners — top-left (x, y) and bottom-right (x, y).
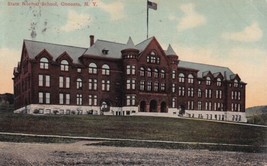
top-left (0, 110), bottom-right (266, 146)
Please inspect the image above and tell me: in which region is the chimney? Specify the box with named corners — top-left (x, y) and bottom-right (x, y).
top-left (90, 35), bottom-right (94, 47)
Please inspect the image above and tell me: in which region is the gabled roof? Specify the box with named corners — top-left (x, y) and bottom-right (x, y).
top-left (24, 40), bottom-right (87, 63)
top-left (179, 61), bottom-right (234, 80)
top-left (136, 37), bottom-right (154, 52)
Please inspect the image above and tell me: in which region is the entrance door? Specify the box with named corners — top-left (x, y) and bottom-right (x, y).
top-left (160, 101), bottom-right (167, 113)
top-left (149, 100), bottom-right (157, 112)
top-left (140, 101), bottom-right (146, 112)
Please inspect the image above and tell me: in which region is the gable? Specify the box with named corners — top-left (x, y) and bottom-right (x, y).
top-left (137, 37), bottom-right (169, 66)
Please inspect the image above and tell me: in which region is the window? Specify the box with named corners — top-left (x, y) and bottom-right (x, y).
top-left (172, 70), bottom-right (176, 79)
top-left (89, 79), bottom-right (97, 90)
top-left (147, 52), bottom-right (159, 64)
top-left (89, 63), bottom-right (97, 74)
top-left (147, 68), bottom-right (152, 77)
top-left (126, 79), bottom-right (136, 90)
top-left (45, 75), bottom-right (50, 87)
top-left (39, 75), bottom-right (50, 87)
top-left (126, 65), bottom-right (135, 75)
top-left (205, 89), bottom-right (212, 98)
top-left (76, 78), bottom-right (82, 89)
top-left (40, 57), bottom-right (49, 69)
top-left (140, 67), bottom-right (145, 76)
top-left (187, 101), bottom-right (194, 110)
top-left (217, 78), bottom-right (222, 86)
top-left (66, 94), bottom-right (70, 104)
top-left (39, 75), bottom-right (43, 86)
top-left (45, 93), bottom-right (50, 104)
top-left (102, 80), bottom-right (110, 91)
top-left (172, 98), bottom-right (176, 108)
top-left (206, 77), bottom-right (211, 85)
top-left (59, 93), bottom-right (70, 105)
top-left (160, 83), bottom-right (165, 91)
top-left (66, 77), bottom-right (70, 88)
top-left (140, 80), bottom-right (145, 91)
top-left (126, 95), bottom-right (136, 106)
top-left (172, 84), bottom-right (176, 93)
top-left (102, 64), bottom-right (110, 75)
top-left (160, 69), bottom-right (165, 78)
top-left (76, 94), bottom-right (82, 105)
top-left (89, 95), bottom-right (97, 106)
top-left (188, 74), bottom-right (194, 84)
top-left (154, 69), bottom-right (159, 78)
top-left (216, 90), bottom-right (223, 99)
top-left (198, 89), bottom-right (202, 98)
top-left (77, 68), bottom-right (81, 73)
top-left (198, 102), bottom-right (202, 110)
top-left (38, 92), bottom-right (43, 103)
top-left (234, 79), bottom-right (238, 87)
top-left (59, 93), bottom-right (64, 104)
top-left (178, 87), bottom-right (185, 96)
top-left (39, 92), bottom-right (50, 104)
top-left (60, 60), bottom-right (69, 71)
top-left (154, 82), bottom-right (159, 92)
top-left (147, 82), bottom-right (152, 91)
top-left (179, 73), bottom-right (185, 83)
top-left (188, 88), bottom-right (194, 97)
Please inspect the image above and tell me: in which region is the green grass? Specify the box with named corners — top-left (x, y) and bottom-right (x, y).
top-left (0, 110), bottom-right (266, 146)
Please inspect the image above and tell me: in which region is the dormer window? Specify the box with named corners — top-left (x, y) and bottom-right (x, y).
top-left (40, 57), bottom-right (49, 69)
top-left (206, 77), bottom-right (211, 85)
top-left (188, 74), bottom-right (194, 84)
top-left (102, 49), bottom-right (109, 55)
top-left (89, 63), bottom-right (97, 74)
top-left (234, 79), bottom-right (238, 87)
top-left (60, 60), bottom-right (69, 71)
top-left (217, 78), bottom-right (222, 86)
top-left (102, 64), bottom-right (110, 75)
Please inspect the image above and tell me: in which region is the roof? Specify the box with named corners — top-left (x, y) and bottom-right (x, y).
top-left (179, 61), bottom-right (235, 80)
top-left (136, 37), bottom-right (154, 52)
top-left (22, 38), bottom-right (239, 81)
top-left (165, 44), bottom-right (177, 56)
top-left (24, 40), bottom-right (87, 63)
top-left (83, 39), bottom-right (126, 59)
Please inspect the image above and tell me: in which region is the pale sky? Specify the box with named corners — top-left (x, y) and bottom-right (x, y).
top-left (0, 0), bottom-right (266, 108)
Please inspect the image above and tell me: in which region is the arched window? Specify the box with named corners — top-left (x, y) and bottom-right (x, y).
top-left (102, 64), bottom-right (110, 75)
top-left (217, 78), bottom-right (222, 86)
top-left (40, 57), bottom-right (49, 69)
top-left (188, 74), bottom-right (194, 84)
top-left (154, 69), bottom-right (159, 78)
top-left (160, 69), bottom-right (165, 78)
top-left (76, 78), bottom-right (82, 89)
top-left (140, 67), bottom-right (145, 76)
top-left (179, 73), bottom-right (185, 83)
top-left (206, 77), bottom-right (211, 85)
top-left (147, 68), bottom-right (152, 77)
top-left (61, 60), bottom-right (69, 71)
top-left (89, 63), bottom-right (97, 74)
top-left (234, 79), bottom-right (238, 87)
top-left (172, 70), bottom-right (176, 79)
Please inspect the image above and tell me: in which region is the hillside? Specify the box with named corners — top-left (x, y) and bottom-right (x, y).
top-left (246, 105), bottom-right (267, 117)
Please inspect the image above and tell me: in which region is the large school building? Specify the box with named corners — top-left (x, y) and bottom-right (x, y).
top-left (13, 35), bottom-right (247, 122)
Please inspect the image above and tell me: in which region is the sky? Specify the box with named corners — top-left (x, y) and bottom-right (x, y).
top-left (0, 0), bottom-right (266, 108)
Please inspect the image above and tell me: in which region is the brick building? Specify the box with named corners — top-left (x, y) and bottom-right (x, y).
top-left (13, 36), bottom-right (247, 122)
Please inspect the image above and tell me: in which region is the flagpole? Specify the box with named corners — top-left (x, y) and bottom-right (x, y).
top-left (147, 0), bottom-right (149, 39)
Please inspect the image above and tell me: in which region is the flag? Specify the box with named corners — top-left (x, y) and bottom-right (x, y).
top-left (148, 1), bottom-right (157, 10)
